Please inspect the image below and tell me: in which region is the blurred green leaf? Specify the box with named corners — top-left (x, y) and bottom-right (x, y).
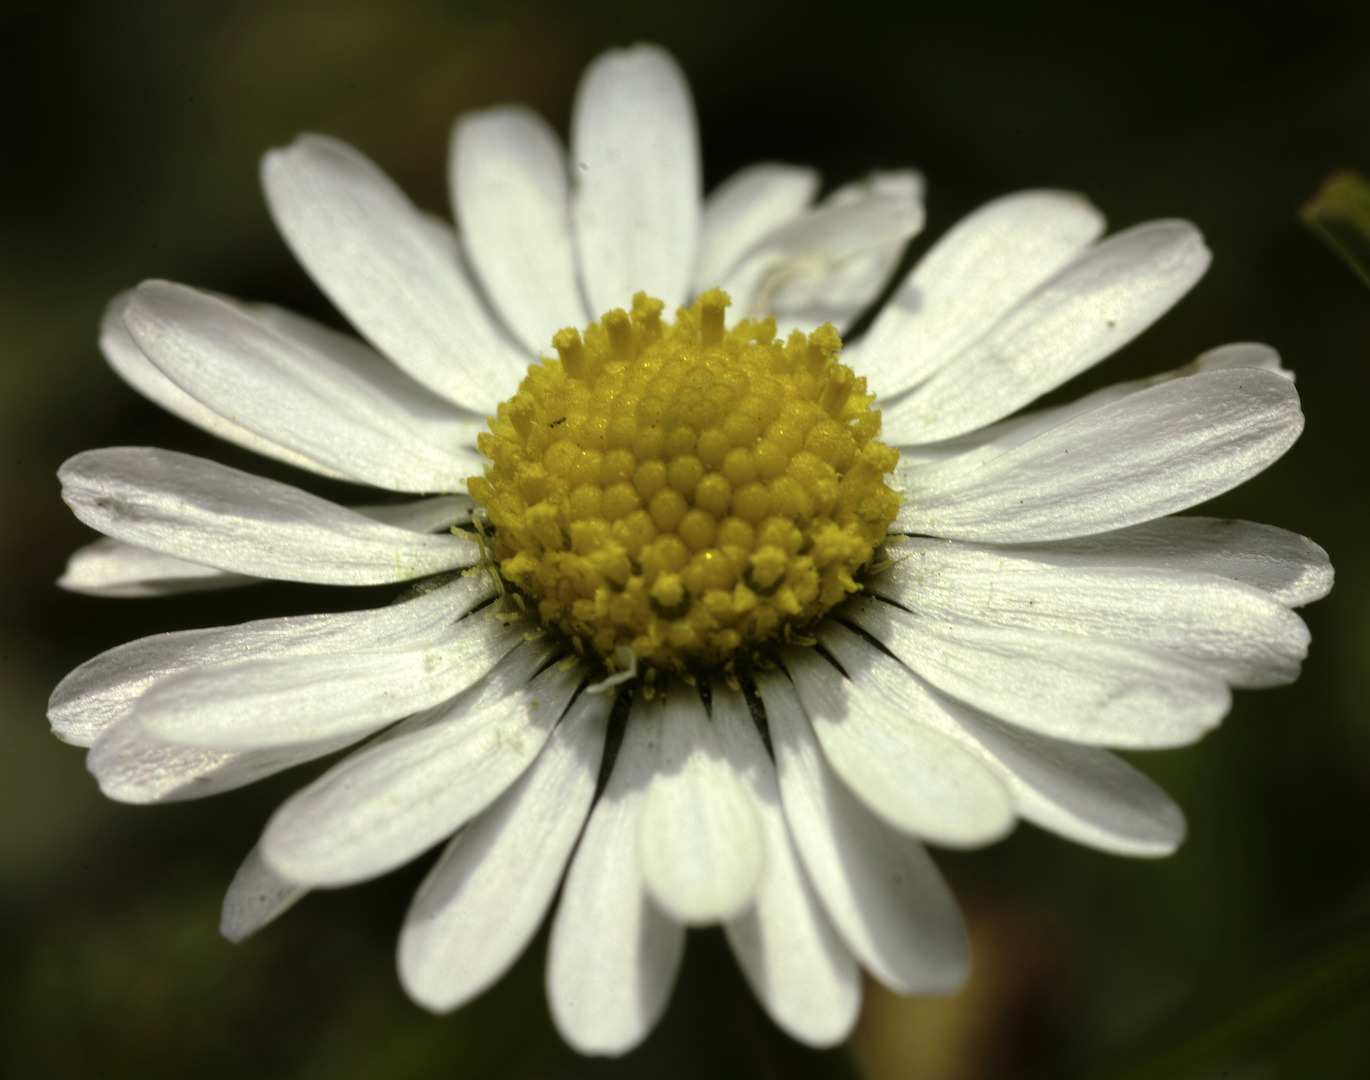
top-left (1301, 170), bottom-right (1370, 287)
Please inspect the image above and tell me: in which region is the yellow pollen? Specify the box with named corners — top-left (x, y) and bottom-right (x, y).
top-left (469, 289), bottom-right (900, 670)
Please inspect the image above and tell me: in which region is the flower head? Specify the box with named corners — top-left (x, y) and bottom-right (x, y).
top-left (50, 43), bottom-right (1330, 1055)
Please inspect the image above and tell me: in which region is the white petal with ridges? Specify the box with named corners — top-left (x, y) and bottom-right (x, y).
top-left (755, 669), bottom-right (969, 995)
top-left (399, 689), bottom-right (612, 1013)
top-left (262, 134), bottom-right (527, 412)
top-left (816, 622), bottom-right (1185, 856)
top-left (87, 715), bottom-right (362, 804)
top-left (856, 190), bottom-right (1105, 397)
top-left (125, 281), bottom-right (484, 493)
top-left (882, 220), bottom-right (1211, 443)
top-left (451, 105), bottom-right (588, 353)
top-left (638, 687), bottom-right (764, 924)
top-left (138, 610), bottom-right (526, 752)
top-left (60, 448), bottom-right (479, 584)
top-left (48, 572), bottom-right (496, 747)
top-left (1018, 517), bottom-right (1333, 608)
top-left (841, 596), bottom-right (1230, 748)
top-left (893, 368), bottom-right (1303, 542)
top-left (572, 44), bottom-right (700, 316)
top-left (100, 292), bottom-right (346, 479)
top-left (767, 171), bottom-right (925, 335)
top-left (712, 684), bottom-right (861, 1048)
top-left (781, 646), bottom-right (1015, 846)
top-left (721, 179), bottom-right (923, 327)
top-left (547, 691), bottom-right (685, 1056)
top-left (868, 541), bottom-right (1309, 688)
top-left (259, 644), bottom-right (584, 886)
top-left (694, 163), bottom-right (819, 293)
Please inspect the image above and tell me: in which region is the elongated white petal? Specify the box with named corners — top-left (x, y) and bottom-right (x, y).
top-left (139, 608), bottom-right (525, 752)
top-left (713, 684), bottom-right (861, 1048)
top-left (894, 367), bottom-right (1303, 542)
top-left (451, 105), bottom-right (588, 353)
top-left (841, 595), bottom-right (1229, 748)
top-left (894, 342), bottom-right (1291, 468)
top-left (722, 179), bottom-right (923, 328)
top-left (57, 497), bottom-right (472, 598)
top-left (1019, 516), bottom-right (1333, 608)
top-left (100, 292), bottom-right (347, 479)
top-left (60, 448), bottom-right (479, 584)
top-left (882, 221), bottom-right (1210, 443)
top-left (694, 163), bottom-right (819, 293)
top-left (869, 540), bottom-right (1309, 688)
top-left (262, 134), bottom-right (527, 412)
top-left (817, 622), bottom-right (1185, 856)
top-left (260, 644), bottom-right (585, 886)
top-left (857, 191), bottom-right (1105, 398)
top-left (352, 494), bottom-right (476, 533)
top-left (59, 537), bottom-right (254, 597)
top-left (754, 669), bottom-right (969, 995)
top-left (49, 573), bottom-right (496, 747)
top-left (87, 714), bottom-right (361, 804)
top-left (221, 845), bottom-right (309, 943)
top-left (399, 690), bottom-right (612, 1013)
top-left (638, 687), bottom-right (764, 924)
top-left (125, 282), bottom-right (484, 494)
top-left (781, 646), bottom-right (1015, 846)
top-left (548, 691), bottom-right (685, 1056)
top-left (571, 44), bottom-right (700, 315)
top-left (767, 171), bottom-right (925, 335)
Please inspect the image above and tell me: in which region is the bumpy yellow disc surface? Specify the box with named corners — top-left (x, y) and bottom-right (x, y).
top-left (469, 290), bottom-right (899, 670)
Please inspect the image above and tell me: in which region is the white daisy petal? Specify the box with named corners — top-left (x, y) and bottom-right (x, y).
top-left (869, 539), bottom-right (1310, 688)
top-left (220, 845), bottom-right (309, 943)
top-left (1023, 516), bottom-right (1333, 609)
top-left (713, 684), bottom-right (862, 1048)
top-left (894, 341), bottom-right (1291, 468)
top-left (894, 367), bottom-right (1303, 542)
top-left (59, 448), bottom-right (479, 584)
top-left (694, 163), bottom-right (820, 293)
top-left (767, 171), bottom-right (925, 335)
top-left (638, 686), bottom-right (764, 924)
top-left (721, 178), bottom-right (924, 329)
top-left (58, 537), bottom-right (255, 597)
top-left (841, 595), bottom-right (1230, 748)
top-left (754, 668), bottom-right (969, 996)
top-left (881, 220), bottom-right (1211, 443)
top-left (261, 133), bottom-right (527, 412)
top-left (49, 572), bottom-right (495, 748)
top-left (124, 281), bottom-right (483, 494)
top-left (547, 690), bottom-right (686, 1057)
top-left (100, 292), bottom-right (347, 480)
top-left (259, 644), bottom-right (585, 887)
top-left (571, 44), bottom-right (700, 315)
top-left (87, 714), bottom-right (361, 804)
top-left (57, 497), bottom-right (473, 598)
top-left (781, 645), bottom-right (1015, 847)
top-left (451, 105), bottom-right (589, 353)
top-left (816, 622), bottom-right (1185, 857)
top-left (137, 607), bottom-right (525, 753)
top-left (856, 190), bottom-right (1105, 398)
top-left (398, 689), bottom-right (612, 1013)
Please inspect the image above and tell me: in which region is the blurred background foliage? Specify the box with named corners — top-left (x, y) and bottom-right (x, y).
top-left (2, 0), bottom-right (1369, 1076)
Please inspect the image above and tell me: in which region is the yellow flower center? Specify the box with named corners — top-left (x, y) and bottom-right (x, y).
top-left (469, 289), bottom-right (900, 671)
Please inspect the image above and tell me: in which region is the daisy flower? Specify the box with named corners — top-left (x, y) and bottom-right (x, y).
top-left (49, 43), bottom-right (1330, 1055)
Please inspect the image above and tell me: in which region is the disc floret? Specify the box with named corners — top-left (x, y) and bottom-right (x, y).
top-left (469, 289), bottom-right (899, 670)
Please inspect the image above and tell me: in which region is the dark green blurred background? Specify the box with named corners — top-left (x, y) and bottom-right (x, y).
top-left (3, 1), bottom-right (1369, 1076)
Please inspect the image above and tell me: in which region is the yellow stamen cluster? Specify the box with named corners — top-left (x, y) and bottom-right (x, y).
top-left (469, 289), bottom-right (900, 670)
